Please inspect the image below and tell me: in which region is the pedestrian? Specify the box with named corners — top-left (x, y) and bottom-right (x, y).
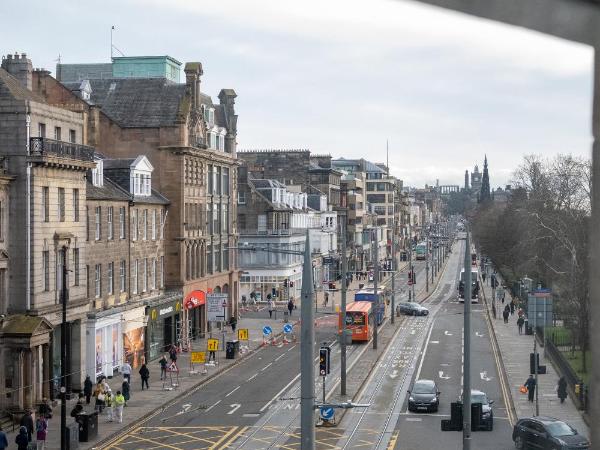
top-left (482, 272), bottom-right (487, 284)
top-left (208, 348), bottom-right (216, 362)
top-left (524, 375), bottom-right (536, 402)
top-left (510, 301), bottom-right (515, 316)
top-left (15, 426), bottom-right (29, 450)
top-left (121, 360), bottom-right (132, 384)
top-left (268, 298), bottom-right (274, 319)
top-left (287, 299), bottom-right (294, 317)
top-left (324, 292), bottom-right (329, 307)
top-left (242, 295), bottom-right (247, 310)
top-left (70, 403), bottom-right (83, 418)
top-left (35, 415), bottom-right (47, 450)
top-left (19, 410), bottom-right (33, 442)
top-left (105, 391), bottom-right (114, 422)
top-left (557, 376), bottom-right (568, 404)
top-left (230, 315), bottom-right (237, 333)
top-left (121, 379), bottom-right (130, 404)
top-left (517, 316), bottom-right (525, 334)
top-left (84, 375), bottom-right (93, 404)
top-left (169, 344), bottom-right (178, 363)
top-left (37, 397), bottom-right (52, 419)
top-left (94, 382), bottom-right (105, 412)
top-left (503, 308), bottom-right (509, 324)
top-left (159, 354), bottom-right (168, 380)
top-left (114, 390), bottom-right (125, 423)
top-left (139, 363), bottom-right (150, 390)
top-left (0, 425), bottom-right (7, 450)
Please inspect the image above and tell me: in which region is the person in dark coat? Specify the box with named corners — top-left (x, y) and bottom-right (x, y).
top-left (525, 375), bottom-right (536, 402)
top-left (122, 380), bottom-right (130, 406)
top-left (287, 299), bottom-right (294, 316)
top-left (517, 316), bottom-right (525, 334)
top-left (139, 363), bottom-right (150, 390)
top-left (0, 425), bottom-right (8, 450)
top-left (503, 308), bottom-right (510, 324)
top-left (557, 377), bottom-right (568, 403)
top-left (159, 355), bottom-right (168, 380)
top-left (84, 375), bottom-right (93, 404)
top-left (230, 316), bottom-right (237, 333)
top-left (15, 426), bottom-right (29, 450)
top-left (510, 301), bottom-right (515, 315)
top-left (19, 410), bottom-right (34, 442)
top-left (38, 397), bottom-right (53, 419)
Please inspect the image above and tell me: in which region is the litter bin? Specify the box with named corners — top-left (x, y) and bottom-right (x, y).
top-left (524, 320), bottom-right (533, 335)
top-left (77, 410), bottom-right (98, 442)
top-left (66, 421), bottom-right (79, 450)
top-left (226, 340), bottom-right (240, 359)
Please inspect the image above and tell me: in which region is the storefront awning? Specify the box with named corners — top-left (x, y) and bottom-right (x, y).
top-left (184, 290), bottom-right (206, 310)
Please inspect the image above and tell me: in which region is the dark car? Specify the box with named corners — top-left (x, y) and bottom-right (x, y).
top-left (407, 379), bottom-right (440, 412)
top-left (512, 416), bottom-right (590, 450)
top-left (469, 390), bottom-right (494, 431)
top-left (398, 302), bottom-right (429, 316)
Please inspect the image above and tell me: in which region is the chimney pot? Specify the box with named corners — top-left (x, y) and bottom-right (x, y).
top-left (21, 53), bottom-right (26, 58)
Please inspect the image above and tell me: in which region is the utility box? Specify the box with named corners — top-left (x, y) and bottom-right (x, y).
top-left (76, 411), bottom-right (98, 442)
top-left (226, 340), bottom-right (239, 359)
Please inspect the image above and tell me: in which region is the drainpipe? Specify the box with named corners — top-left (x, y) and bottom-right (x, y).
top-left (25, 105), bottom-right (31, 311)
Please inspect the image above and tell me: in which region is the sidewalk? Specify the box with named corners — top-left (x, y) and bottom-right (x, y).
top-left (479, 271), bottom-right (590, 438)
top-left (6, 315), bottom-right (298, 450)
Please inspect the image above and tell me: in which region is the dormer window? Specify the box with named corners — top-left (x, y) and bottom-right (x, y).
top-left (91, 159), bottom-right (103, 187)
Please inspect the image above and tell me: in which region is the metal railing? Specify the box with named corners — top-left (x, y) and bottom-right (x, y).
top-left (239, 228), bottom-right (306, 237)
top-left (545, 338), bottom-right (587, 410)
top-left (29, 137), bottom-right (95, 162)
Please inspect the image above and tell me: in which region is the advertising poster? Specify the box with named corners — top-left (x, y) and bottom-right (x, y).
top-left (95, 329), bottom-right (102, 374)
top-left (124, 327), bottom-right (145, 368)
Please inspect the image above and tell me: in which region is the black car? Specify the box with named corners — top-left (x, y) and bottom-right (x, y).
top-left (407, 379), bottom-right (440, 412)
top-left (398, 302), bottom-right (429, 316)
top-left (512, 416), bottom-right (590, 449)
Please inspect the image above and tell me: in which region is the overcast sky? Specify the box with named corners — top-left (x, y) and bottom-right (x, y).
top-left (0, 0), bottom-right (593, 188)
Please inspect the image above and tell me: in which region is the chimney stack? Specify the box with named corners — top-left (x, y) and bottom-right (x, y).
top-left (184, 62), bottom-right (203, 109)
top-left (1, 52), bottom-right (33, 90)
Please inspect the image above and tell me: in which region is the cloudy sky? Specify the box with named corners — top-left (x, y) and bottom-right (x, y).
top-left (1, 0), bottom-right (593, 187)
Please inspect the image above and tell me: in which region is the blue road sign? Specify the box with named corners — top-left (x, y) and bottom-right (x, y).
top-left (283, 323), bottom-right (293, 334)
top-left (263, 326), bottom-right (273, 336)
top-left (320, 406), bottom-right (335, 420)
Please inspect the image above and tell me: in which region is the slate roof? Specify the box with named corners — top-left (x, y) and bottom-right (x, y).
top-left (0, 68), bottom-right (45, 102)
top-left (62, 78), bottom-right (187, 128)
top-left (132, 190), bottom-right (170, 205)
top-left (103, 158), bottom-right (136, 170)
top-left (86, 177), bottom-right (131, 201)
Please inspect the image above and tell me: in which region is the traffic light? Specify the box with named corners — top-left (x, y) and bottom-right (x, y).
top-left (319, 347), bottom-right (330, 376)
top-left (412, 270), bottom-right (416, 284)
top-left (283, 279), bottom-right (288, 288)
top-left (290, 281), bottom-right (294, 287)
top-left (408, 271), bottom-right (413, 285)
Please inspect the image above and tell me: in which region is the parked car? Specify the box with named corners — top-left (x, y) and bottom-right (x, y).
top-left (397, 302), bottom-right (429, 316)
top-left (407, 379), bottom-right (440, 412)
top-left (512, 416), bottom-right (590, 450)
top-left (469, 390), bottom-right (494, 431)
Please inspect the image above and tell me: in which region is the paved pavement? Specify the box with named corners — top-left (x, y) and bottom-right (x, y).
top-left (480, 268), bottom-right (590, 439)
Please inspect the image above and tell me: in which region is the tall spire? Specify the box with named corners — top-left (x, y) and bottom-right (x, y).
top-left (464, 170), bottom-right (469, 190)
top-left (480, 154), bottom-right (491, 203)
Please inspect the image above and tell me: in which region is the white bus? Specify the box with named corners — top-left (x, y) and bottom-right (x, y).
top-left (458, 268), bottom-right (480, 303)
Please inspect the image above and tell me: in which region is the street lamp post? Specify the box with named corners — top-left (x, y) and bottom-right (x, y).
top-left (60, 245), bottom-right (68, 450)
top-left (372, 229), bottom-right (379, 350)
top-left (463, 229), bottom-right (472, 450)
top-left (340, 215), bottom-right (348, 396)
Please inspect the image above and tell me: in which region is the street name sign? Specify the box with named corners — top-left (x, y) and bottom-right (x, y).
top-left (207, 293), bottom-right (229, 322)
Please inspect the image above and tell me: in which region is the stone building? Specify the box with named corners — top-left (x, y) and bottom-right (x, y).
top-left (0, 52), bottom-right (96, 409)
top-left (43, 56), bottom-right (240, 338)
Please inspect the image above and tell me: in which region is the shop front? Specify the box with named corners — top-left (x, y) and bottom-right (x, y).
top-left (85, 313), bottom-right (123, 380)
top-left (121, 306), bottom-right (146, 369)
top-left (145, 298), bottom-right (182, 361)
top-left (184, 290), bottom-right (206, 340)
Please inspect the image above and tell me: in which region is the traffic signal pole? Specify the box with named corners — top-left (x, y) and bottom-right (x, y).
top-left (300, 231), bottom-right (316, 450)
top-left (463, 230), bottom-right (472, 450)
top-left (373, 229), bottom-right (379, 350)
top-left (340, 217), bottom-right (348, 396)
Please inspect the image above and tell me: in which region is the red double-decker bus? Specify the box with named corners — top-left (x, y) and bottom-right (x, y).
top-left (339, 301), bottom-right (373, 342)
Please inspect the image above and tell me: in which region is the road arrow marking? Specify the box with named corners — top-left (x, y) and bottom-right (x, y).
top-left (430, 340), bottom-right (439, 344)
top-left (444, 331), bottom-right (453, 336)
top-left (227, 403), bottom-right (241, 415)
top-left (475, 332), bottom-right (485, 337)
top-left (182, 404), bottom-right (192, 412)
top-left (480, 371), bottom-right (492, 381)
top-left (439, 371), bottom-right (451, 380)
top-left (411, 329), bottom-right (416, 335)
top-left (390, 370), bottom-right (398, 379)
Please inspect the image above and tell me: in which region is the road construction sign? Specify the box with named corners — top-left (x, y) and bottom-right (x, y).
top-left (238, 328), bottom-right (249, 341)
top-left (191, 351), bottom-right (206, 364)
top-left (207, 338), bottom-right (219, 352)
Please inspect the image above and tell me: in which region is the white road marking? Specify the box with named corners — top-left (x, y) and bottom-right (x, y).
top-left (444, 330), bottom-right (453, 336)
top-left (287, 345), bottom-right (297, 352)
top-left (415, 319), bottom-right (436, 381)
top-left (480, 371), bottom-right (492, 381)
top-left (247, 373), bottom-right (258, 381)
top-left (225, 386), bottom-right (241, 397)
top-left (206, 400), bottom-right (221, 412)
top-left (227, 403), bottom-right (241, 415)
top-left (261, 362), bottom-right (273, 371)
top-left (439, 371), bottom-right (451, 380)
top-left (274, 354), bottom-right (285, 362)
top-left (430, 340), bottom-right (439, 344)
top-left (406, 417), bottom-right (423, 422)
top-left (259, 372), bottom-right (301, 412)
top-left (243, 413), bottom-right (261, 417)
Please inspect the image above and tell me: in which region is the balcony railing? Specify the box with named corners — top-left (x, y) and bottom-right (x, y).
top-left (30, 137), bottom-right (95, 162)
top-left (239, 228), bottom-right (306, 237)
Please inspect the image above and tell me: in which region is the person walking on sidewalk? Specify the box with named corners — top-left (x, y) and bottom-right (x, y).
top-left (169, 344), bottom-right (178, 363)
top-left (524, 375), bottom-right (536, 402)
top-left (15, 426), bottom-right (29, 450)
top-left (105, 391), bottom-right (114, 422)
top-left (159, 354), bottom-right (168, 380)
top-left (268, 299), bottom-right (274, 318)
top-left (19, 410), bottom-right (33, 443)
top-left (114, 390), bottom-right (126, 423)
top-left (121, 380), bottom-right (130, 406)
top-left (84, 375), bottom-right (93, 404)
top-left (557, 376), bottom-right (568, 404)
top-left (139, 363), bottom-right (150, 390)
top-left (517, 316), bottom-right (525, 335)
top-left (287, 299), bottom-right (294, 317)
top-left (35, 415), bottom-right (48, 450)
top-left (230, 315), bottom-right (237, 333)
top-left (121, 360), bottom-right (132, 384)
top-left (510, 300), bottom-right (515, 316)
top-left (0, 425), bottom-right (8, 450)
top-left (503, 307), bottom-right (510, 324)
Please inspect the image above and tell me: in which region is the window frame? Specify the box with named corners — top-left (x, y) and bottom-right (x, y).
top-left (58, 188), bottom-right (65, 222)
top-left (95, 206), bottom-right (101, 240)
top-left (120, 259), bottom-right (126, 293)
top-left (95, 263), bottom-right (101, 299)
top-left (107, 206), bottom-right (114, 240)
top-left (108, 262), bottom-right (114, 295)
top-left (119, 206), bottom-right (126, 239)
